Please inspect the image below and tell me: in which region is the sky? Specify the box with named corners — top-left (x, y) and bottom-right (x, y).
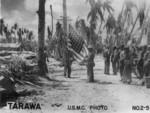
top-left (1, 0), bottom-right (150, 34)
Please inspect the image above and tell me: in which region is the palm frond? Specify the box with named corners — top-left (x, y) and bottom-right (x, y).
top-left (103, 0), bottom-right (114, 14)
top-left (87, 11), bottom-right (92, 21)
top-left (105, 15), bottom-right (116, 32)
top-left (96, 6), bottom-right (104, 21)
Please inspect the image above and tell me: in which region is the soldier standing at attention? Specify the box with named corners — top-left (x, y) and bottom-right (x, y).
top-left (43, 47), bottom-right (49, 74)
top-left (103, 46), bottom-right (111, 75)
top-left (119, 45), bottom-right (125, 81)
top-left (111, 46), bottom-right (119, 75)
top-left (143, 46), bottom-right (150, 77)
top-left (63, 38), bottom-right (73, 78)
top-left (123, 46), bottom-right (132, 84)
top-left (140, 46), bottom-right (150, 85)
top-left (137, 46), bottom-right (146, 79)
top-left (86, 45), bottom-right (95, 82)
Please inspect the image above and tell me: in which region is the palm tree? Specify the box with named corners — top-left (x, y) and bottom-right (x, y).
top-left (99, 0), bottom-right (114, 32)
top-left (137, 4), bottom-right (150, 45)
top-left (125, 1), bottom-right (147, 42)
top-left (86, 0), bottom-right (114, 82)
top-left (38, 0), bottom-right (46, 76)
top-left (117, 0), bottom-right (137, 42)
top-left (102, 0), bottom-right (114, 15)
top-left (86, 0), bottom-right (104, 82)
top-left (105, 14), bottom-right (116, 34)
top-left (87, 0), bottom-right (114, 38)
top-left (87, 0), bottom-right (104, 28)
top-left (87, 0), bottom-right (104, 46)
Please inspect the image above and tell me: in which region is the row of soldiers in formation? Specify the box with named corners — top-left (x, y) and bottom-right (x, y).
top-left (103, 44), bottom-right (150, 84)
top-left (50, 21), bottom-right (150, 83)
top-left (0, 19), bottom-right (34, 43)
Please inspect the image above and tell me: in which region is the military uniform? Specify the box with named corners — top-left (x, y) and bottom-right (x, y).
top-left (43, 48), bottom-right (49, 74)
top-left (122, 47), bottom-right (132, 84)
top-left (63, 48), bottom-right (72, 78)
top-left (103, 47), bottom-right (110, 75)
top-left (137, 47), bottom-right (146, 79)
top-left (119, 48), bottom-right (125, 81)
top-left (63, 38), bottom-right (73, 78)
top-left (111, 47), bottom-right (119, 75)
top-left (144, 60), bottom-right (150, 77)
top-left (143, 46), bottom-right (150, 77)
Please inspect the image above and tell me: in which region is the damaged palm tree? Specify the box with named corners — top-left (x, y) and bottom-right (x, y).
top-left (86, 0), bottom-right (114, 82)
top-left (37, 0), bottom-right (47, 76)
top-left (105, 15), bottom-right (116, 34)
top-left (86, 0), bottom-right (104, 82)
top-left (127, 2), bottom-right (147, 44)
top-left (138, 5), bottom-right (150, 45)
top-left (99, 0), bottom-right (114, 33)
top-left (118, 0), bottom-right (138, 44)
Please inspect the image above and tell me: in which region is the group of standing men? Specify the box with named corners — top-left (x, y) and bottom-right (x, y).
top-left (0, 19), bottom-right (34, 43)
top-left (103, 44), bottom-right (150, 84)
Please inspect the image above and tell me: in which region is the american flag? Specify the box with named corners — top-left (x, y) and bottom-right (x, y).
top-left (68, 25), bottom-right (84, 54)
top-left (51, 25), bottom-right (88, 62)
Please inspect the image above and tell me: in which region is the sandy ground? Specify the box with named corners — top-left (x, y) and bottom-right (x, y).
top-left (1, 55), bottom-right (150, 113)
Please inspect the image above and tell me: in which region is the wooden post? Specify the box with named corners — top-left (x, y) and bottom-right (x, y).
top-left (50, 5), bottom-right (53, 35)
top-left (63, 0), bottom-right (67, 34)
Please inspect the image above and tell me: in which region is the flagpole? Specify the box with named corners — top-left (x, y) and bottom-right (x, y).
top-left (63, 0), bottom-right (67, 34)
top-left (0, 0), bottom-right (2, 19)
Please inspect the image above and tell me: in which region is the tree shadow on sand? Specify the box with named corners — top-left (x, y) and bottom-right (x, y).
top-left (94, 80), bottom-right (113, 85)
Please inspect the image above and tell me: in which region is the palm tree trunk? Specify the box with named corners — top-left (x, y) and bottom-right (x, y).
top-left (38, 0), bottom-right (46, 75)
top-left (87, 27), bottom-right (95, 83)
